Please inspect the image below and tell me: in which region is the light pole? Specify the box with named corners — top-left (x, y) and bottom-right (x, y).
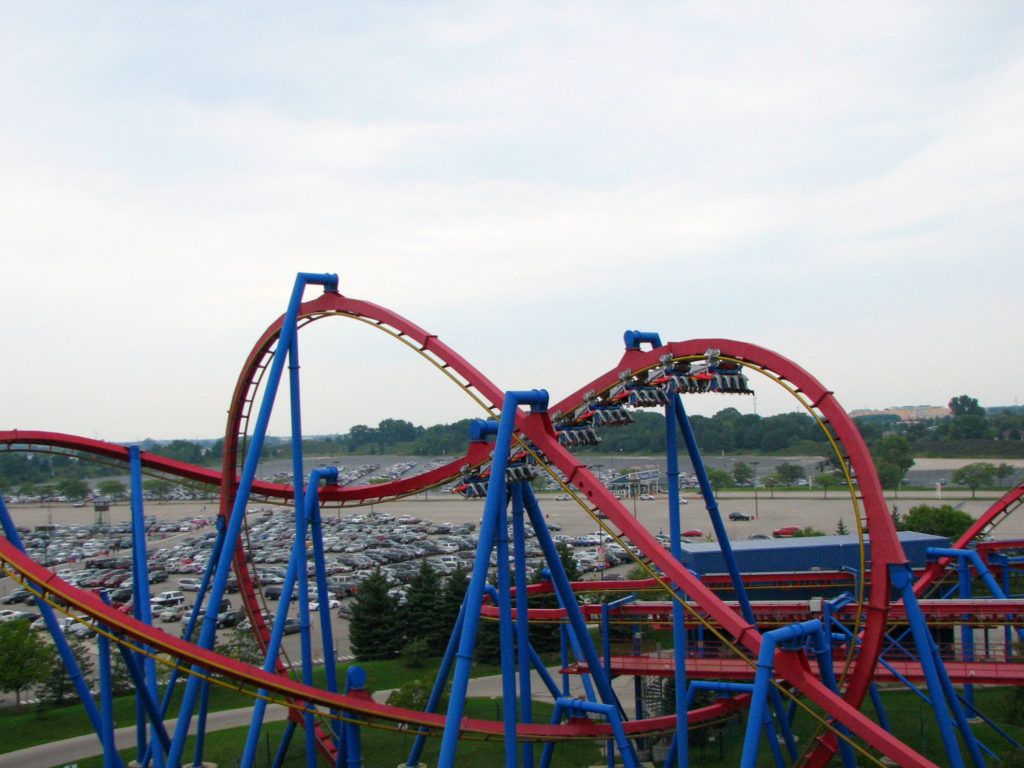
top-left (751, 461), bottom-right (759, 519)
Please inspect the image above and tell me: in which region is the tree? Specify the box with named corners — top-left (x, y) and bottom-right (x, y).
top-left (96, 480), bottom-right (127, 500)
top-left (873, 435), bottom-right (915, 490)
top-left (402, 561), bottom-right (443, 653)
top-left (215, 626), bottom-right (264, 667)
top-left (813, 473), bottom-right (842, 499)
top-left (434, 568), bottom-right (469, 655)
top-left (349, 569), bottom-right (403, 661)
top-left (706, 469), bottom-right (733, 490)
top-left (55, 477), bottom-right (90, 501)
top-left (142, 479), bottom-right (175, 499)
top-left (39, 635), bottom-right (93, 707)
top-left (952, 463), bottom-right (996, 498)
top-left (732, 462), bottom-right (754, 486)
top-left (387, 677), bottom-right (450, 712)
top-left (897, 504), bottom-right (975, 540)
top-left (994, 462), bottom-right (1017, 488)
top-left (949, 395), bottom-right (988, 440)
top-left (835, 518), bottom-right (849, 536)
top-left (0, 620), bottom-right (54, 705)
top-left (774, 462), bottom-right (806, 486)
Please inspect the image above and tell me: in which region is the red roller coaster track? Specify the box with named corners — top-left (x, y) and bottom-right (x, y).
top-left (0, 288), bottom-right (951, 768)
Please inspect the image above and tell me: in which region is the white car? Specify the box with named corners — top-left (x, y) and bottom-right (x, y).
top-left (307, 598), bottom-right (341, 611)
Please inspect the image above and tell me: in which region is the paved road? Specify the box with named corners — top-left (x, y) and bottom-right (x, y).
top-left (0, 704), bottom-right (290, 768)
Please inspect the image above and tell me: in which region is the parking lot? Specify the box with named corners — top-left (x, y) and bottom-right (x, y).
top-left (1, 486), bottom-right (1008, 664)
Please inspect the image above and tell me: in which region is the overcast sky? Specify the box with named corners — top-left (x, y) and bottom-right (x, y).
top-left (3, 3), bottom-right (1022, 443)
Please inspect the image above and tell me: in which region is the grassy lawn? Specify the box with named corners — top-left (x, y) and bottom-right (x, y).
top-left (0, 657), bottom-right (500, 753)
top-left (8, 659), bottom-right (1024, 766)
top-left (69, 699), bottom-right (603, 768)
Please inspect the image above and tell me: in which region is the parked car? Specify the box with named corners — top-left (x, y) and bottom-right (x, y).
top-left (177, 578), bottom-right (202, 592)
top-left (263, 584), bottom-right (286, 600)
top-left (772, 526), bottom-right (801, 538)
top-left (681, 529), bottom-right (704, 538)
top-left (275, 617), bottom-right (301, 635)
top-left (159, 603), bottom-right (190, 623)
top-left (728, 512), bottom-right (751, 521)
top-left (308, 598), bottom-right (340, 611)
top-left (1, 588), bottom-right (32, 604)
top-left (152, 590), bottom-right (185, 609)
top-left (216, 610), bottom-right (246, 629)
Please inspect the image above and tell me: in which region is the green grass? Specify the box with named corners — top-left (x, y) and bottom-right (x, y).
top-left (0, 657), bottom-right (502, 754)
top-left (9, 660), bottom-right (1024, 766)
top-left (69, 699), bottom-right (603, 768)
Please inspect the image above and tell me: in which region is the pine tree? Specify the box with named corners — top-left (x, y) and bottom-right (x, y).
top-left (402, 560), bottom-right (443, 652)
top-left (350, 569), bottom-right (402, 661)
top-left (835, 518), bottom-right (849, 536)
top-left (433, 567), bottom-right (470, 655)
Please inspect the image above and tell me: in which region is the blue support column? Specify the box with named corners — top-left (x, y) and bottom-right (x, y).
top-left (740, 621), bottom-right (822, 768)
top-left (272, 720), bottom-right (298, 768)
top-left (672, 395), bottom-right (756, 626)
top-left (97, 623), bottom-right (118, 768)
top-left (344, 667), bottom-right (367, 768)
top-left (602, 594), bottom-right (637, 768)
top-left (166, 272), bottom-right (339, 768)
top-left (128, 446), bottom-right (158, 766)
top-left (522, 484), bottom-right (637, 765)
top-left (406, 600), bottom-right (469, 766)
top-left (890, 562), bottom-right (976, 768)
top-left (437, 393), bottom-right (544, 768)
top-left (0, 498), bottom-right (107, 747)
top-left (511, 482), bottom-right (535, 768)
top-left (240, 487), bottom-right (313, 768)
top-left (493, 479), bottom-right (518, 768)
top-left (665, 395), bottom-right (690, 768)
top-left (957, 553), bottom-right (976, 710)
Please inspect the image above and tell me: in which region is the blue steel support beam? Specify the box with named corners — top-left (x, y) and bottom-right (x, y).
top-left (550, 698), bottom-right (638, 768)
top-left (601, 593), bottom-right (637, 768)
top-left (344, 667), bottom-right (367, 768)
top-left (665, 395), bottom-right (690, 768)
top-left (672, 395), bottom-right (756, 626)
top-left (308, 468), bottom-right (342, 746)
top-left (437, 391), bottom-right (547, 768)
top-left (97, 617), bottom-right (118, 768)
top-left (511, 483), bottom-right (535, 768)
top-left (240, 480), bottom-right (315, 768)
top-left (166, 271), bottom-right (338, 768)
top-left (493, 479), bottom-right (518, 768)
top-left (522, 483), bottom-right (637, 766)
top-left (406, 599), bottom-right (470, 767)
top-left (740, 620), bottom-right (822, 768)
top-left (272, 721), bottom-right (298, 768)
top-left (0, 498), bottom-right (108, 749)
top-left (128, 446), bottom-right (160, 766)
top-left (808, 623), bottom-right (856, 768)
top-left (890, 563), bottom-right (972, 768)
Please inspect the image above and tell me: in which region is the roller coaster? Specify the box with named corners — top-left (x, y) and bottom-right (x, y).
top-left (2, 270), bottom-right (1023, 768)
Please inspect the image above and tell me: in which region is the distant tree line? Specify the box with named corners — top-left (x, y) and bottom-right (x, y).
top-left (4, 394), bottom-right (1021, 497)
top-left (855, 396), bottom-right (1024, 458)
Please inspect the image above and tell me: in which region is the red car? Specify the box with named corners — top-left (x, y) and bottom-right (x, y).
top-left (681, 529), bottom-right (704, 538)
top-left (772, 526), bottom-right (800, 538)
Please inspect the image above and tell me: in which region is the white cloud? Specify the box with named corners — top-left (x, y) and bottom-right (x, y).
top-left (2, 3), bottom-right (1023, 439)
